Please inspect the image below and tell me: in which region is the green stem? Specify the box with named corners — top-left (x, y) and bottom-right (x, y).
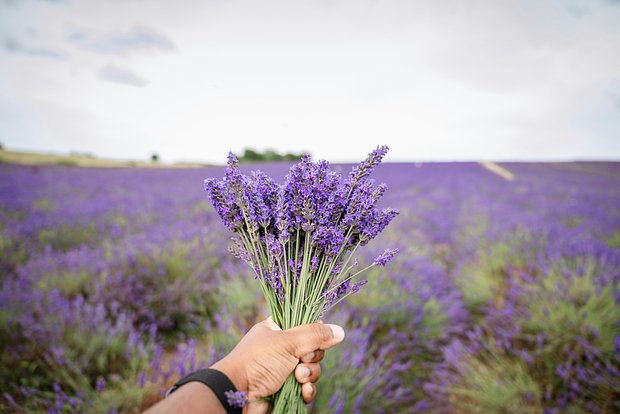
top-left (324, 262), bottom-right (374, 296)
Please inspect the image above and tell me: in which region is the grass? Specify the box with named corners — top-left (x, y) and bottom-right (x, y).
top-left (0, 149), bottom-right (210, 168)
top-left (449, 355), bottom-right (542, 414)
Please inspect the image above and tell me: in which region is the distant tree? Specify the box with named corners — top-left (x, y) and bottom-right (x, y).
top-left (242, 149), bottom-right (262, 162)
top-left (70, 151), bottom-right (95, 158)
top-left (264, 149), bottom-right (279, 161)
top-left (151, 153), bottom-right (159, 163)
top-left (238, 148), bottom-right (307, 163)
top-left (0, 142), bottom-right (4, 150)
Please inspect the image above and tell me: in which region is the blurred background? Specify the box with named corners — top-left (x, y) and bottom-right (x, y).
top-left (1, 0), bottom-right (620, 164)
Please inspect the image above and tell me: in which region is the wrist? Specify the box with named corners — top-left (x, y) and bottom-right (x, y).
top-left (165, 368), bottom-right (248, 413)
top-left (211, 357), bottom-right (249, 395)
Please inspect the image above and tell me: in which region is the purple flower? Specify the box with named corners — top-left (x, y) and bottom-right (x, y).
top-left (228, 237), bottom-right (252, 264)
top-left (225, 390), bottom-right (248, 408)
top-left (312, 225), bottom-right (345, 256)
top-left (351, 279), bottom-right (368, 294)
top-left (95, 377), bottom-right (106, 393)
top-left (204, 178), bottom-right (243, 230)
top-left (346, 145), bottom-right (389, 191)
top-left (374, 248), bottom-right (399, 266)
top-left (265, 233), bottom-right (282, 258)
top-left (137, 371), bottom-right (147, 388)
top-left (310, 256), bottom-right (320, 271)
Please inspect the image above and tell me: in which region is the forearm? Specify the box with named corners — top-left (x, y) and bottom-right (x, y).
top-left (144, 382), bottom-right (226, 414)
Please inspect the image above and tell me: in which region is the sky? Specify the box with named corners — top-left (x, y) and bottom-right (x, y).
top-left (1, 0), bottom-right (619, 164)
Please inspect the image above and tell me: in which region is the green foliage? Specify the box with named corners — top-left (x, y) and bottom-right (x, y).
top-left (60, 326), bottom-right (147, 387)
top-left (562, 216), bottom-right (584, 229)
top-left (10, 368), bottom-right (153, 414)
top-left (457, 233), bottom-right (536, 314)
top-left (37, 223), bottom-right (98, 252)
top-left (35, 269), bottom-right (92, 298)
top-left (238, 148), bottom-right (306, 163)
top-left (447, 251), bottom-right (620, 413)
top-left (107, 212), bottom-right (130, 229)
top-left (448, 353), bottom-right (542, 414)
top-left (520, 257), bottom-right (620, 396)
top-left (34, 198), bottom-right (55, 212)
top-left (0, 307), bottom-right (151, 410)
top-left (90, 376), bottom-right (153, 414)
top-left (604, 230), bottom-right (620, 248)
top-left (0, 231), bottom-right (29, 277)
top-left (524, 257), bottom-right (618, 340)
top-left (193, 199), bottom-right (213, 214)
top-left (215, 275), bottom-right (263, 325)
top-left (345, 257), bottom-right (452, 405)
top-left (348, 264), bottom-right (446, 341)
top-left (421, 298), bottom-right (449, 339)
top-left (55, 159), bottom-right (79, 167)
top-left (98, 238), bottom-right (228, 344)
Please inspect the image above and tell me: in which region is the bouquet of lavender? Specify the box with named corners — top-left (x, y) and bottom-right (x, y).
top-left (204, 146), bottom-right (399, 413)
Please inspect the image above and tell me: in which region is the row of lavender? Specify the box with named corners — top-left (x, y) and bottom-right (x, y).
top-left (1, 161), bottom-right (619, 413)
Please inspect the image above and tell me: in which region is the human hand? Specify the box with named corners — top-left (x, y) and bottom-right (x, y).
top-left (211, 317), bottom-right (345, 414)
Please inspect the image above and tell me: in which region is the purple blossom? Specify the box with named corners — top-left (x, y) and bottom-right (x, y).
top-left (95, 377), bottom-right (106, 393)
top-left (225, 390), bottom-right (248, 408)
top-left (374, 248), bottom-right (399, 266)
top-left (265, 233), bottom-right (282, 258)
top-left (203, 147), bottom-right (399, 326)
top-left (312, 225), bottom-right (345, 256)
top-left (310, 256), bottom-right (320, 271)
top-left (346, 145), bottom-right (389, 191)
top-left (228, 237), bottom-right (252, 264)
top-left (137, 371), bottom-right (147, 388)
top-left (351, 280), bottom-right (368, 294)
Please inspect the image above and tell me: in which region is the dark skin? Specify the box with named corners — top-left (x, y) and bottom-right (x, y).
top-left (145, 318), bottom-right (345, 414)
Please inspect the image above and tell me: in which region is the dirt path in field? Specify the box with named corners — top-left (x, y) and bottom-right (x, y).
top-left (479, 162), bottom-right (516, 181)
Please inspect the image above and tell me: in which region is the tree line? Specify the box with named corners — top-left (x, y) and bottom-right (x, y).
top-left (238, 148), bottom-right (307, 163)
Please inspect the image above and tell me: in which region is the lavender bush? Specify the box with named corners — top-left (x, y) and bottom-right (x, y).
top-left (204, 147), bottom-right (399, 412)
top-left (1, 160), bottom-right (619, 413)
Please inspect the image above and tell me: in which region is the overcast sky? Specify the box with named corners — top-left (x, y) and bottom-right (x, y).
top-left (1, 0), bottom-right (619, 163)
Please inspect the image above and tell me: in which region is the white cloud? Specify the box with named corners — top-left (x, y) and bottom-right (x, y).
top-left (2, 35), bottom-right (65, 59)
top-left (98, 65), bottom-right (148, 87)
top-left (67, 25), bottom-right (175, 56)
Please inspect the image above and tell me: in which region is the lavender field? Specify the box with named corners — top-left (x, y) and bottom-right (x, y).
top-left (1, 161), bottom-right (619, 413)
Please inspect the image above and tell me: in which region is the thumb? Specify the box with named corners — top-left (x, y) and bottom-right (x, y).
top-left (284, 323), bottom-right (345, 358)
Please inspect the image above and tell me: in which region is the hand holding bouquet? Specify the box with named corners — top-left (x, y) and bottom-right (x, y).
top-left (204, 146), bottom-right (399, 413)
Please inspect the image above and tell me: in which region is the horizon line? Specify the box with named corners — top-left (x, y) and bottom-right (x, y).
top-left (2, 146), bottom-right (620, 165)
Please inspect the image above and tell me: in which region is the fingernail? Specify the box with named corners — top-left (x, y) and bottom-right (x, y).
top-left (328, 324), bottom-right (345, 341)
top-left (300, 367), bottom-right (311, 378)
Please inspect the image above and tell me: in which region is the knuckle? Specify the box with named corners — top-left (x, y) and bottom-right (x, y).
top-left (312, 324), bottom-right (332, 343)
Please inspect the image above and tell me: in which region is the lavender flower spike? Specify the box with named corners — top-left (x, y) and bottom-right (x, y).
top-left (225, 390), bottom-right (249, 408)
top-left (347, 145), bottom-right (389, 189)
top-left (374, 248), bottom-right (399, 266)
